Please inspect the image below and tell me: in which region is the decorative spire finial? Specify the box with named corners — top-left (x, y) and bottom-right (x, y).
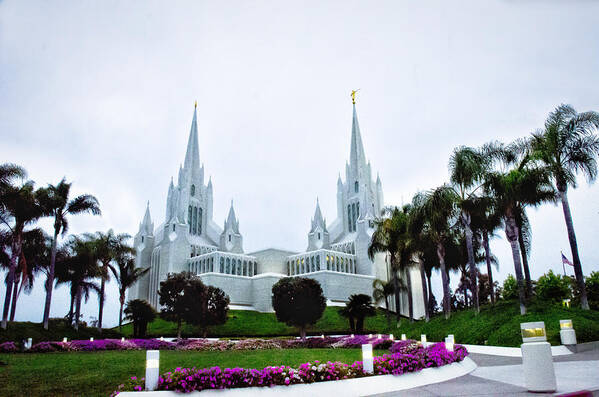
top-left (194, 100), bottom-right (197, 109)
top-left (351, 89), bottom-right (360, 104)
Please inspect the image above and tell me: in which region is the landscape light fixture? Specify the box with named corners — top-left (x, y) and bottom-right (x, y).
top-left (562, 299), bottom-right (571, 308)
top-left (121, 337), bottom-right (125, 342)
top-left (145, 350), bottom-right (160, 391)
top-left (421, 334), bottom-right (427, 344)
top-left (401, 334), bottom-right (406, 341)
top-left (559, 319), bottom-right (577, 346)
top-left (62, 337), bottom-right (67, 343)
top-left (389, 334), bottom-right (394, 341)
top-left (520, 321), bottom-right (556, 392)
top-left (361, 344), bottom-right (374, 374)
top-left (444, 336), bottom-right (454, 351)
top-left (90, 337), bottom-right (94, 342)
top-left (377, 334), bottom-right (382, 339)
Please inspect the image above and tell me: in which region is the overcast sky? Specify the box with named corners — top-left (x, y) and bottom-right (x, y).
top-left (1, 0), bottom-right (598, 328)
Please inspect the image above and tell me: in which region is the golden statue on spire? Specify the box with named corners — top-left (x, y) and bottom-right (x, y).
top-left (194, 100), bottom-right (197, 109)
top-left (351, 89), bottom-right (360, 104)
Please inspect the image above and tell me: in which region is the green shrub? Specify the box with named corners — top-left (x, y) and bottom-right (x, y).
top-left (586, 271), bottom-right (599, 310)
top-left (536, 270), bottom-right (571, 303)
top-left (502, 274), bottom-right (518, 300)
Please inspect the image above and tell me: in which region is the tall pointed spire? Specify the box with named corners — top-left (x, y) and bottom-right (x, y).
top-left (349, 103), bottom-right (367, 173)
top-left (140, 201), bottom-right (153, 235)
top-left (184, 103), bottom-right (200, 172)
top-left (225, 200), bottom-right (239, 233)
top-left (310, 198), bottom-right (327, 232)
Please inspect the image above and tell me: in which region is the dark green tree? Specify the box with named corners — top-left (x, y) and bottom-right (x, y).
top-left (158, 272), bottom-right (194, 338)
top-left (183, 283), bottom-right (230, 337)
top-left (271, 277), bottom-right (326, 340)
top-left (124, 299), bottom-right (156, 338)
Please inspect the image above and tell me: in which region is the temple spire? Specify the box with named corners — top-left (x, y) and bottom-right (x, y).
top-left (140, 201), bottom-right (153, 235)
top-left (350, 102), bottom-right (367, 173)
top-left (184, 104), bottom-right (200, 172)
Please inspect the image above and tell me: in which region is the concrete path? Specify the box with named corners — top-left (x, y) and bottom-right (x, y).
top-left (371, 350), bottom-right (599, 396)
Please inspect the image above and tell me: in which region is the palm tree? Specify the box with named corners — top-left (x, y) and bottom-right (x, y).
top-left (515, 205), bottom-right (533, 297)
top-left (531, 104), bottom-right (599, 310)
top-left (112, 254), bottom-right (149, 331)
top-left (55, 236), bottom-right (102, 330)
top-left (124, 299), bottom-right (156, 338)
top-left (470, 196), bottom-right (501, 305)
top-left (37, 179), bottom-right (100, 330)
top-left (87, 230), bottom-right (133, 331)
top-left (372, 278), bottom-right (395, 322)
top-left (340, 294), bottom-right (376, 333)
top-left (412, 186), bottom-right (459, 319)
top-left (5, 228), bottom-right (46, 321)
top-left (0, 179), bottom-right (43, 329)
top-left (484, 141), bottom-right (555, 314)
top-left (448, 146), bottom-right (492, 314)
top-left (369, 206), bottom-right (415, 323)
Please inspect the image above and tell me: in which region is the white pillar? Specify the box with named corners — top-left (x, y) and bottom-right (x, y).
top-left (362, 344), bottom-right (374, 374)
top-left (521, 342), bottom-right (556, 392)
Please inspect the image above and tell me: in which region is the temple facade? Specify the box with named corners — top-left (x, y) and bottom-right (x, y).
top-left (132, 100), bottom-right (424, 318)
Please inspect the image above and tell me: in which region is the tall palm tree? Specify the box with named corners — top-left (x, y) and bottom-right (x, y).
top-left (470, 196), bottom-right (501, 305)
top-left (112, 254), bottom-right (149, 331)
top-left (531, 104), bottom-right (599, 310)
top-left (37, 178), bottom-right (100, 330)
top-left (515, 205), bottom-right (533, 297)
top-left (55, 236), bottom-right (101, 330)
top-left (6, 228), bottom-right (46, 321)
top-left (0, 179), bottom-right (43, 329)
top-left (484, 141), bottom-right (555, 314)
top-left (372, 278), bottom-right (394, 315)
top-left (369, 206), bottom-right (415, 323)
top-left (87, 230), bottom-right (133, 331)
top-left (412, 186), bottom-right (459, 319)
top-left (448, 146), bottom-right (491, 313)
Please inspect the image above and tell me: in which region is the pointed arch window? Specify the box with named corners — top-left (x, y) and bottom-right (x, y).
top-left (355, 181), bottom-right (359, 193)
top-left (191, 184), bottom-right (196, 197)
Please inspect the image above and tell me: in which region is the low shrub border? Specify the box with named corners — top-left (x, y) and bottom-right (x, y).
top-left (0, 335), bottom-right (395, 354)
top-left (111, 341), bottom-right (468, 395)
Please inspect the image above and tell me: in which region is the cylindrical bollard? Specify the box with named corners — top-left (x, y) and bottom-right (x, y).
top-left (421, 334), bottom-right (427, 346)
top-left (145, 350), bottom-right (160, 391)
top-left (401, 334), bottom-right (406, 341)
top-left (559, 320), bottom-right (577, 346)
top-left (361, 344), bottom-right (374, 374)
top-left (63, 337), bottom-right (68, 343)
top-left (25, 338), bottom-right (32, 350)
top-left (520, 321), bottom-right (556, 392)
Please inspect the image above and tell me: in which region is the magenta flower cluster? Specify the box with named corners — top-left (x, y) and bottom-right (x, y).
top-left (4, 334), bottom-right (397, 354)
top-left (112, 341), bottom-right (468, 394)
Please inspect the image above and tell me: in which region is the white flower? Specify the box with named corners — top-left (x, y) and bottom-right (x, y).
top-left (311, 366), bottom-right (317, 371)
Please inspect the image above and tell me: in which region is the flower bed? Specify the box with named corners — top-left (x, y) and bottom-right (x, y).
top-left (111, 341), bottom-right (468, 395)
top-left (4, 334), bottom-right (397, 354)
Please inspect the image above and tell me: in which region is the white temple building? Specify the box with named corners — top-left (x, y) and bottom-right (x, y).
top-left (132, 100), bottom-right (424, 318)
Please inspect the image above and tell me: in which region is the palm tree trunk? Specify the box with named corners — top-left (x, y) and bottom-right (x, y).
top-left (392, 265), bottom-right (401, 325)
top-left (419, 261), bottom-right (429, 322)
top-left (405, 266), bottom-right (414, 322)
top-left (462, 212), bottom-right (479, 313)
top-left (119, 293), bottom-right (125, 331)
top-left (42, 227), bottom-right (59, 330)
top-left (505, 213), bottom-right (526, 315)
top-left (559, 188), bottom-right (589, 310)
top-left (426, 273), bottom-right (433, 314)
top-left (67, 291), bottom-right (75, 323)
top-left (436, 241), bottom-right (451, 319)
top-left (9, 278), bottom-right (19, 321)
top-left (483, 231), bottom-right (495, 305)
top-left (74, 285), bottom-right (82, 331)
top-left (518, 228), bottom-right (532, 299)
top-left (2, 232), bottom-right (22, 329)
top-left (98, 272), bottom-right (106, 332)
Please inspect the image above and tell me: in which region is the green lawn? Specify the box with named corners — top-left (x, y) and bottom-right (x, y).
top-left (0, 348), bottom-right (387, 397)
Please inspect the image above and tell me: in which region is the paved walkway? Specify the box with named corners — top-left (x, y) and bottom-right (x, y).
top-left (372, 350), bottom-right (599, 396)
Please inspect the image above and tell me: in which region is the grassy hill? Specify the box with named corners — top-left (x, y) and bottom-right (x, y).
top-left (119, 301), bottom-right (599, 347)
top-left (3, 301), bottom-right (598, 346)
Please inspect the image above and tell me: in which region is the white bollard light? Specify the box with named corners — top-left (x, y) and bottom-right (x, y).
top-left (121, 337), bottom-right (125, 342)
top-left (321, 334), bottom-right (325, 339)
top-left (368, 334), bottom-right (372, 338)
top-left (145, 350), bottom-right (160, 391)
top-left (377, 334), bottom-right (382, 339)
top-left (559, 320), bottom-right (577, 346)
top-left (421, 334), bottom-right (427, 345)
top-left (160, 336), bottom-right (164, 341)
top-left (62, 337), bottom-right (68, 343)
top-left (447, 334), bottom-right (455, 343)
top-left (350, 334), bottom-right (354, 338)
top-left (389, 334), bottom-right (394, 341)
top-left (401, 334), bottom-right (406, 340)
top-left (445, 336), bottom-right (454, 351)
top-left (25, 338), bottom-right (32, 350)
top-left (361, 344), bottom-right (374, 374)
top-left (520, 321), bottom-right (556, 392)
top-left (90, 337), bottom-right (94, 342)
